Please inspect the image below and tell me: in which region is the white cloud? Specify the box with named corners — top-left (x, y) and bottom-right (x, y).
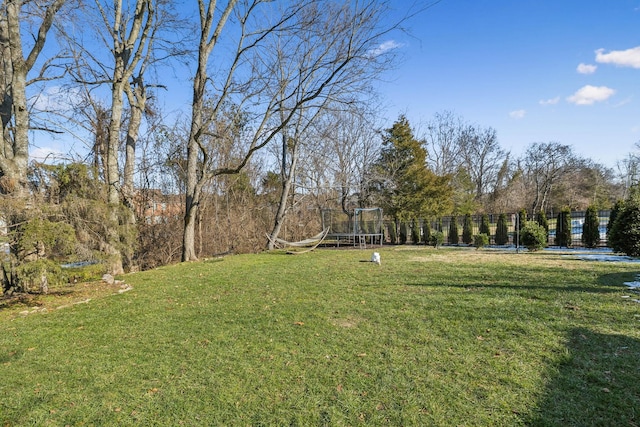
top-left (368, 40), bottom-right (403, 57)
top-left (509, 109), bottom-right (526, 119)
top-left (30, 86), bottom-right (80, 112)
top-left (595, 46), bottom-right (640, 68)
top-left (577, 63), bottom-right (597, 74)
top-left (30, 146), bottom-right (65, 162)
top-left (539, 96), bottom-right (560, 106)
top-left (566, 85), bottom-right (616, 105)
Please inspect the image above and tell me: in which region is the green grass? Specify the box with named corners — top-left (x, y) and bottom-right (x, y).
top-left (1, 247), bottom-right (639, 426)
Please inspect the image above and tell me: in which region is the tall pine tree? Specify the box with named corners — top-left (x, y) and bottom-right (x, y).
top-left (369, 115), bottom-right (453, 224)
top-left (582, 205), bottom-right (601, 248)
top-left (462, 213), bottom-right (473, 244)
top-left (495, 213), bottom-right (509, 245)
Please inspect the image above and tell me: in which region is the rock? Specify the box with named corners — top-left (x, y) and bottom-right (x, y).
top-left (102, 273), bottom-right (115, 285)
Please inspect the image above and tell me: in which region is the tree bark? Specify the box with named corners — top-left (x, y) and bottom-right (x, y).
top-left (0, 0), bottom-right (65, 197)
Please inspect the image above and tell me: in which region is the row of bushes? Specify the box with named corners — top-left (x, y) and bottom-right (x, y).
top-left (386, 207), bottom-right (603, 248)
top-left (385, 194), bottom-right (640, 255)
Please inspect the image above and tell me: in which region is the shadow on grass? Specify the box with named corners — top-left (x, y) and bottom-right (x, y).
top-left (598, 271), bottom-right (639, 288)
top-left (524, 328), bottom-right (640, 426)
top-left (402, 269), bottom-right (638, 295)
top-left (404, 281), bottom-right (627, 295)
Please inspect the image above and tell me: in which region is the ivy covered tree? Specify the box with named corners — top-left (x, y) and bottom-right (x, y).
top-left (369, 115), bottom-right (453, 228)
top-left (495, 213), bottom-right (509, 245)
top-left (448, 216), bottom-right (459, 244)
top-left (462, 213), bottom-right (473, 244)
top-left (555, 207), bottom-right (572, 247)
top-left (582, 205), bottom-right (601, 248)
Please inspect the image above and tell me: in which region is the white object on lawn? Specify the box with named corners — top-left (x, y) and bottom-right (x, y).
top-left (371, 252), bottom-right (381, 265)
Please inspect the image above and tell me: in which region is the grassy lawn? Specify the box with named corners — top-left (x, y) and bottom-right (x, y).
top-left (1, 247), bottom-right (639, 426)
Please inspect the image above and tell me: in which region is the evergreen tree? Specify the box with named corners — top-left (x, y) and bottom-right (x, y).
top-left (518, 209), bottom-right (527, 244)
top-left (421, 220), bottom-right (431, 245)
top-left (495, 213), bottom-right (509, 245)
top-left (582, 205), bottom-right (601, 248)
top-left (479, 214), bottom-right (490, 237)
top-left (608, 193), bottom-right (640, 256)
top-left (410, 219), bottom-right (420, 244)
top-left (387, 221), bottom-right (397, 245)
top-left (462, 213), bottom-right (473, 244)
top-left (448, 216), bottom-right (459, 244)
top-left (521, 221), bottom-right (548, 252)
top-left (555, 207), bottom-right (572, 247)
top-left (607, 200), bottom-right (623, 244)
top-left (369, 115), bottom-right (453, 224)
top-left (536, 210), bottom-right (549, 245)
top-left (399, 222), bottom-right (408, 244)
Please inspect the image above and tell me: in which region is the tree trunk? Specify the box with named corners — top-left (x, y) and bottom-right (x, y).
top-left (1, 1), bottom-right (30, 198)
top-left (1, 0), bottom-right (65, 197)
top-left (267, 134), bottom-right (299, 249)
top-left (182, 0), bottom-right (236, 261)
top-left (182, 65), bottom-right (205, 261)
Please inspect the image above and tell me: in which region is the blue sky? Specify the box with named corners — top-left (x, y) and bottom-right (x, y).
top-left (30, 0), bottom-right (639, 171)
top-left (379, 0), bottom-right (640, 168)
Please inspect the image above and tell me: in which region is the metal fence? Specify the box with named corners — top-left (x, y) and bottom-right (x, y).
top-left (384, 210), bottom-right (611, 247)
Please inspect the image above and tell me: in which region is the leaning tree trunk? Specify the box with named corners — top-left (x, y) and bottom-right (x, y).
top-left (267, 134), bottom-right (299, 250)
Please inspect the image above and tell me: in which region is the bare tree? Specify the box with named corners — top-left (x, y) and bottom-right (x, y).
top-left (63, 0), bottom-right (187, 273)
top-left (616, 146), bottom-right (640, 199)
top-left (522, 142), bottom-right (576, 214)
top-left (422, 110), bottom-right (464, 176)
top-left (0, 0), bottom-right (67, 197)
top-left (184, 0), bottom-right (410, 261)
top-left (457, 124), bottom-right (508, 201)
top-left (316, 107), bottom-right (381, 214)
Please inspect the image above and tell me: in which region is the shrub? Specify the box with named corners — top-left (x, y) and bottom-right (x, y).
top-left (430, 231), bottom-right (444, 248)
top-left (473, 233), bottom-right (489, 250)
top-left (495, 213), bottom-right (509, 245)
top-left (582, 205), bottom-right (601, 249)
top-left (555, 207), bottom-right (572, 247)
top-left (60, 262), bottom-right (107, 284)
top-left (521, 221), bottom-right (548, 252)
top-left (14, 259), bottom-right (62, 294)
top-left (17, 218), bottom-right (76, 261)
top-left (448, 217), bottom-right (459, 245)
top-left (608, 194), bottom-right (640, 256)
top-left (462, 213), bottom-right (473, 244)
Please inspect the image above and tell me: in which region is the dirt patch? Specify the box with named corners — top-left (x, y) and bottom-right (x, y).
top-left (330, 316), bottom-right (363, 328)
top-left (0, 280), bottom-right (127, 321)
